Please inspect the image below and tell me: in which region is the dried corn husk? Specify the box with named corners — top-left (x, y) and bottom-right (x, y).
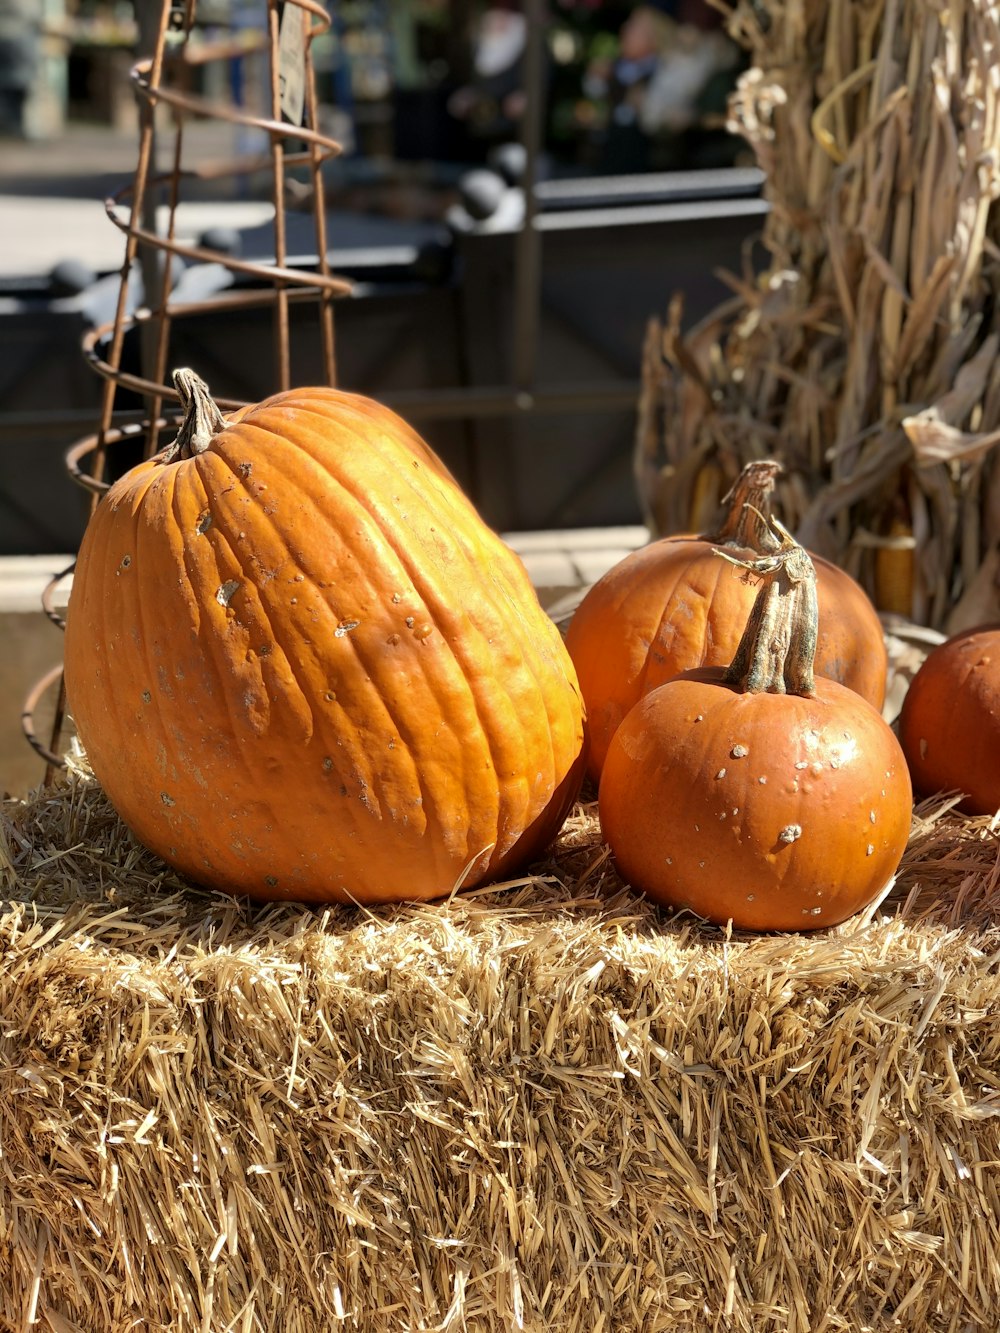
top-left (639, 0), bottom-right (1000, 629)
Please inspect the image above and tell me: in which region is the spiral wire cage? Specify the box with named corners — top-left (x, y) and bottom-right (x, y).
top-left (21, 0), bottom-right (351, 780)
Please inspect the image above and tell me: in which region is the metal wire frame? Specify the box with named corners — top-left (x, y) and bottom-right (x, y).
top-left (22, 0), bottom-right (563, 785)
top-left (23, 0), bottom-right (348, 780)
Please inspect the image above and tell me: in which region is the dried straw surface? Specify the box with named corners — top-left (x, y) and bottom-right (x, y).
top-left (2, 767), bottom-right (1000, 1332)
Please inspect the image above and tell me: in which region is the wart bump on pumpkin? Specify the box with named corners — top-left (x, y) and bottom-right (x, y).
top-left (62, 366), bottom-right (586, 904)
top-left (598, 520), bottom-right (911, 932)
top-left (565, 459), bottom-right (887, 784)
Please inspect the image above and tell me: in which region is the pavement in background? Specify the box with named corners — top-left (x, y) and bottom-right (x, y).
top-left (2, 120), bottom-right (285, 279)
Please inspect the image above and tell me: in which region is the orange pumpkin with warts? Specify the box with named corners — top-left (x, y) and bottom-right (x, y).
top-left (898, 624), bottom-right (1000, 815)
top-left (598, 524), bottom-right (912, 932)
top-left (565, 460), bottom-right (887, 782)
top-left (64, 369), bottom-right (586, 903)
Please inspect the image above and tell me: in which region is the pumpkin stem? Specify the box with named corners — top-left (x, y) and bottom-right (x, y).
top-left (163, 368), bottom-right (227, 461)
top-left (716, 517), bottom-right (818, 696)
top-left (710, 459), bottom-right (783, 551)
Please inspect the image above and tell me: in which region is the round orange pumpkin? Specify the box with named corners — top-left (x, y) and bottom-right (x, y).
top-left (64, 369), bottom-right (586, 903)
top-left (565, 460), bottom-right (887, 782)
top-left (897, 624), bottom-right (1000, 816)
top-left (598, 526), bottom-right (912, 931)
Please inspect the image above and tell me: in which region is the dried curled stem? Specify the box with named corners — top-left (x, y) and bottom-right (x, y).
top-left (163, 368), bottom-right (227, 462)
top-left (717, 517), bottom-right (818, 696)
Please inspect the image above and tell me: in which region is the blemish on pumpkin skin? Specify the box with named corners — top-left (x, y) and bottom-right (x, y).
top-left (335, 620), bottom-right (360, 637)
top-left (196, 511), bottom-right (213, 535)
top-left (160, 793), bottom-right (175, 806)
top-left (142, 690), bottom-right (151, 703)
top-left (731, 744), bottom-right (748, 759)
top-left (216, 580), bottom-right (240, 607)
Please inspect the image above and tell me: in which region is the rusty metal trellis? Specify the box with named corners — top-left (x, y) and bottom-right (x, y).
top-left (23, 0), bottom-right (348, 780)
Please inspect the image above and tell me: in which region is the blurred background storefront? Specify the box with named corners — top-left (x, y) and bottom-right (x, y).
top-left (14, 1), bottom-right (746, 174)
top-left (1, 1), bottom-right (761, 551)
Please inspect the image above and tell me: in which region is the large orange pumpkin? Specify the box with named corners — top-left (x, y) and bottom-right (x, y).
top-left (565, 460), bottom-right (887, 782)
top-left (598, 525), bottom-right (912, 931)
top-left (64, 369), bottom-right (586, 903)
top-left (897, 624), bottom-right (1000, 815)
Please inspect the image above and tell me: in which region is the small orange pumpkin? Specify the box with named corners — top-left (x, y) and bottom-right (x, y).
top-left (897, 624), bottom-right (1000, 815)
top-left (64, 369), bottom-right (586, 903)
top-left (565, 460), bottom-right (887, 782)
top-left (598, 524), bottom-right (912, 931)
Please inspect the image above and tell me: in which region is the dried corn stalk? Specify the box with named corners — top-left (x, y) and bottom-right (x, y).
top-left (637, 0), bottom-right (1000, 629)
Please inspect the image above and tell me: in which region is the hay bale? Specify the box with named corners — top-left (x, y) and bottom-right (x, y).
top-left (2, 772), bottom-right (1000, 1331)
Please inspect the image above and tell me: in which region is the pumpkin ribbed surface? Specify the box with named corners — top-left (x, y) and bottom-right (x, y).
top-left (897, 624), bottom-right (1000, 816)
top-left (599, 674), bottom-right (911, 931)
top-left (596, 530), bottom-right (911, 932)
top-left (64, 383), bottom-right (585, 903)
top-left (566, 537), bottom-right (887, 782)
